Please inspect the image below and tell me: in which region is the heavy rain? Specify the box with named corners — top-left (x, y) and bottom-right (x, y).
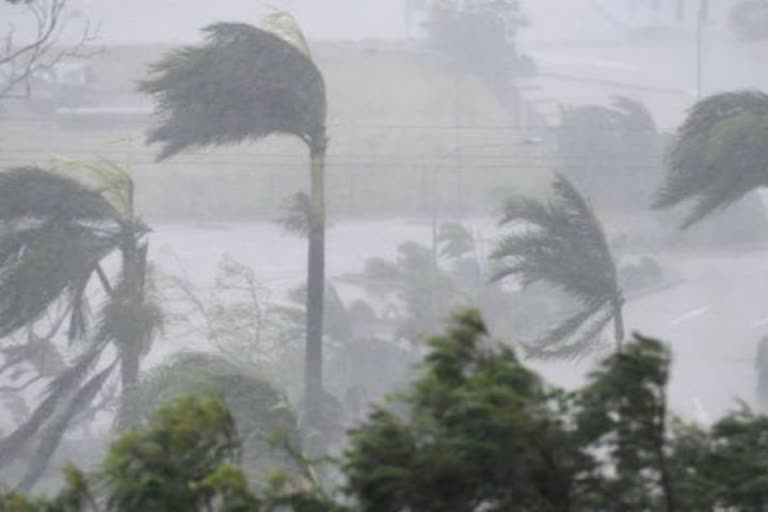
top-left (1, 1), bottom-right (768, 509)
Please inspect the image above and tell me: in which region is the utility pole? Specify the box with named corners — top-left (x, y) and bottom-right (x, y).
top-left (696, 0), bottom-right (709, 99)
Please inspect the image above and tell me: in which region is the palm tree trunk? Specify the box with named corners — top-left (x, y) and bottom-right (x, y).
top-left (116, 235), bottom-right (144, 430)
top-left (613, 299), bottom-right (626, 352)
top-left (118, 346), bottom-right (141, 429)
top-left (304, 143), bottom-right (326, 427)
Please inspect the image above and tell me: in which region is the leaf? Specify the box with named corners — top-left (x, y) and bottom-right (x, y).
top-left (262, 8), bottom-right (313, 59)
top-left (0, 167), bottom-right (119, 223)
top-left (0, 222), bottom-right (120, 337)
top-left (54, 158), bottom-right (135, 216)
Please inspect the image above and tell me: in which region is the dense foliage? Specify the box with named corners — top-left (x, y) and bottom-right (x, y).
top-left (7, 310), bottom-right (768, 511)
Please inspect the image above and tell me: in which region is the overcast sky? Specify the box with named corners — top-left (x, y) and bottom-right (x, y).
top-left (48, 0), bottom-right (409, 42)
top-left (2, 1), bottom-right (723, 47)
top-left (0, 0), bottom-right (635, 45)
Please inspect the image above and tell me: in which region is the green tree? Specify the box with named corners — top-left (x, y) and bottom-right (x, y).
top-left (140, 15), bottom-right (329, 427)
top-left (342, 310), bottom-right (588, 512)
top-left (1, 395), bottom-right (332, 512)
top-left (653, 90), bottom-right (768, 227)
top-left (99, 396), bottom-right (259, 512)
top-left (135, 352), bottom-right (301, 486)
top-left (0, 165), bottom-right (161, 489)
top-left (491, 174), bottom-right (624, 356)
top-left (575, 336), bottom-right (677, 510)
top-left (11, 311), bottom-right (768, 511)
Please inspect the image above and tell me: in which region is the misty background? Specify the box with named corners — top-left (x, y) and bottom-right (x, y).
top-left (2, 0), bottom-right (768, 493)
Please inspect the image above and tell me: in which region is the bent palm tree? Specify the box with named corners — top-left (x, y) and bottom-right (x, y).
top-left (653, 90), bottom-right (768, 227)
top-left (0, 165), bottom-right (161, 489)
top-left (491, 175), bottom-right (624, 357)
top-left (140, 17), bottom-right (328, 425)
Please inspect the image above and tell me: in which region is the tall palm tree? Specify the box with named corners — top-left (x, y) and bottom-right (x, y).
top-left (139, 17), bottom-right (328, 425)
top-left (491, 174), bottom-right (624, 357)
top-left (0, 164), bottom-right (161, 489)
top-left (653, 90), bottom-right (768, 227)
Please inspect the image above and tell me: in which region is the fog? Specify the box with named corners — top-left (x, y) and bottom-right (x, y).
top-left (1, 0), bottom-right (768, 498)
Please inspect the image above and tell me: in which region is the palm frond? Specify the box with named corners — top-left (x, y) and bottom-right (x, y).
top-left (498, 194), bottom-right (553, 229)
top-left (0, 222), bottom-right (120, 337)
top-left (492, 176), bottom-right (618, 304)
top-left (54, 158), bottom-right (135, 216)
top-left (552, 174), bottom-right (614, 263)
top-left (493, 176), bottom-right (622, 356)
top-left (140, 22), bottom-right (327, 160)
top-left (0, 340), bottom-right (108, 466)
top-left (66, 276), bottom-right (91, 343)
top-left (537, 301), bottom-right (605, 347)
top-left (525, 302), bottom-right (614, 360)
top-left (0, 167), bottom-right (119, 223)
top-left (1, 334), bottom-right (64, 379)
top-left (17, 362), bottom-right (117, 490)
top-left (653, 90), bottom-right (768, 227)
top-left (262, 8), bottom-right (313, 58)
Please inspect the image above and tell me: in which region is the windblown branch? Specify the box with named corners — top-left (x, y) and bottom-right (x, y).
top-left (0, 0), bottom-right (99, 101)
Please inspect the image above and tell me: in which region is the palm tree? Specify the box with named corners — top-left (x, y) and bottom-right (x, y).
top-left (139, 17), bottom-right (328, 425)
top-left (0, 164), bottom-right (161, 489)
top-left (653, 90), bottom-right (768, 228)
top-left (491, 174), bottom-right (624, 357)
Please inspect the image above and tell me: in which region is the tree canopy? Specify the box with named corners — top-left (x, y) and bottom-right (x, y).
top-left (140, 22), bottom-right (327, 160)
top-left (654, 90), bottom-right (768, 227)
top-left (9, 310), bottom-right (768, 511)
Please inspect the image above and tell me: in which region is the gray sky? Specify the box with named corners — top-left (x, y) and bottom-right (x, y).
top-left (64, 0), bottom-right (409, 42)
top-left (0, 0), bottom-right (632, 45)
